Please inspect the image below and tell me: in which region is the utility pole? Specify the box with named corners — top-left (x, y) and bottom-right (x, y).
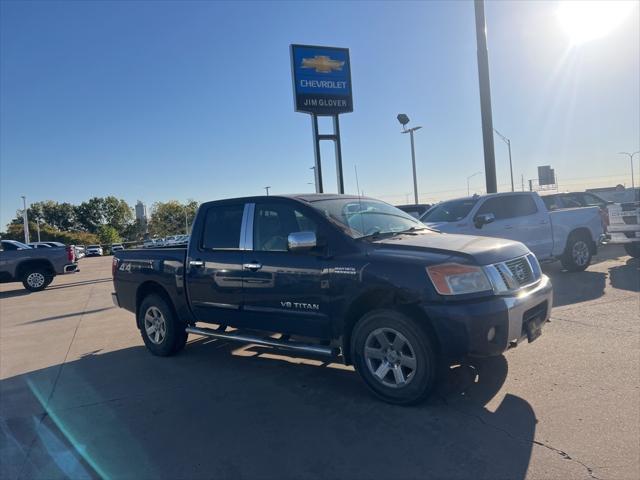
top-left (618, 151), bottom-right (639, 190)
top-left (21, 196), bottom-right (30, 244)
top-left (521, 174), bottom-right (524, 192)
top-left (36, 218), bottom-right (41, 242)
top-left (184, 209), bottom-right (189, 234)
top-left (264, 186), bottom-right (271, 196)
top-left (310, 166), bottom-right (317, 192)
top-left (474, 0), bottom-right (497, 193)
top-left (494, 128), bottom-right (514, 192)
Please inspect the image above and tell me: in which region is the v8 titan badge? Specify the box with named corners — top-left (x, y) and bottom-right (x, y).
top-left (291, 44), bottom-right (353, 115)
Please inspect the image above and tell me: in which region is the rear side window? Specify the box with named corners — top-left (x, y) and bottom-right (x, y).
top-left (477, 195), bottom-right (538, 220)
top-left (201, 204), bottom-right (244, 249)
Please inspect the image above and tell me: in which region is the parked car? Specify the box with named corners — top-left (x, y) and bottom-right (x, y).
top-left (85, 245), bottom-right (103, 256)
top-left (395, 203), bottom-right (432, 219)
top-left (421, 192), bottom-right (605, 271)
top-left (0, 239), bottom-right (78, 291)
top-left (111, 243), bottom-right (125, 252)
top-left (40, 241), bottom-right (67, 248)
top-left (74, 246), bottom-right (86, 259)
top-left (113, 194), bottom-right (552, 405)
top-left (541, 191), bottom-right (610, 212)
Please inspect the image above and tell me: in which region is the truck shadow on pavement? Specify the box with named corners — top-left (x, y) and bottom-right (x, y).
top-left (543, 264), bottom-right (606, 307)
top-left (1, 339), bottom-right (537, 480)
top-left (608, 257), bottom-right (640, 292)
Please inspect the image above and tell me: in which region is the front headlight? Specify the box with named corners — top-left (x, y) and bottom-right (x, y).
top-left (426, 263), bottom-right (493, 296)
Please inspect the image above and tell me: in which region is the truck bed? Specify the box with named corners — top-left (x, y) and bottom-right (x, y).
top-left (113, 247), bottom-right (193, 323)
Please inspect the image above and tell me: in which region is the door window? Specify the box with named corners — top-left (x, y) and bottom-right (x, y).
top-left (201, 204), bottom-right (244, 250)
top-left (477, 195), bottom-right (538, 220)
top-left (254, 203), bottom-right (317, 252)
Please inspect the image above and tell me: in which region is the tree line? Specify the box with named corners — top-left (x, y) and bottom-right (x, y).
top-left (1, 197), bottom-right (199, 246)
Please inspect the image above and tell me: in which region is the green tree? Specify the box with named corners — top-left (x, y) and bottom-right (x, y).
top-left (149, 200), bottom-right (199, 237)
top-left (75, 197), bottom-right (106, 233)
top-left (1, 222), bottom-right (98, 245)
top-left (102, 196), bottom-right (134, 233)
top-left (97, 225), bottom-right (121, 245)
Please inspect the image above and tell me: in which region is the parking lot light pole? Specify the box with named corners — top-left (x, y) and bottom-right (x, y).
top-left (21, 195), bottom-right (30, 244)
top-left (618, 151), bottom-right (639, 190)
top-left (397, 114), bottom-right (422, 205)
top-left (467, 171), bottom-right (483, 196)
top-left (494, 128), bottom-right (514, 192)
top-left (264, 186), bottom-right (271, 196)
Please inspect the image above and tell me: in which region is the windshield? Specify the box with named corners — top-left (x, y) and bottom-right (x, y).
top-left (87, 245), bottom-right (100, 248)
top-left (421, 198), bottom-right (479, 223)
top-left (309, 198), bottom-right (425, 239)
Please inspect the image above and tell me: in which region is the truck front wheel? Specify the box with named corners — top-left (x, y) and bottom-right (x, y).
top-left (139, 294), bottom-right (188, 356)
top-left (351, 310), bottom-right (437, 405)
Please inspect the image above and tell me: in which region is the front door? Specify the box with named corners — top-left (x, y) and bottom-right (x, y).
top-left (186, 202), bottom-right (246, 326)
top-left (240, 199), bottom-right (331, 339)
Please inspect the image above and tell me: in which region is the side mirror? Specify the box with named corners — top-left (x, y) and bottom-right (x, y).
top-left (474, 213), bottom-right (495, 229)
top-left (288, 231), bottom-right (317, 252)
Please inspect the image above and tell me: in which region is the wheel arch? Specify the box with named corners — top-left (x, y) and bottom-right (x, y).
top-left (16, 259), bottom-right (55, 279)
top-left (135, 281), bottom-right (178, 330)
top-left (565, 227), bottom-right (596, 254)
top-left (340, 288), bottom-right (441, 365)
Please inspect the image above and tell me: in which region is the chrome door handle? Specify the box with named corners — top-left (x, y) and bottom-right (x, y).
top-left (189, 260), bottom-right (204, 267)
top-left (243, 262), bottom-right (262, 271)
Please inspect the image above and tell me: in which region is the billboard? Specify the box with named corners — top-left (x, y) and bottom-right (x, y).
top-left (290, 44), bottom-right (352, 115)
top-left (538, 165), bottom-right (556, 186)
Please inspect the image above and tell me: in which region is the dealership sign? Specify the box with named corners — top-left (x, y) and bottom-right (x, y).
top-left (290, 44), bottom-right (353, 115)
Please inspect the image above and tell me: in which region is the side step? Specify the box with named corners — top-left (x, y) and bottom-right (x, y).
top-left (185, 326), bottom-right (337, 357)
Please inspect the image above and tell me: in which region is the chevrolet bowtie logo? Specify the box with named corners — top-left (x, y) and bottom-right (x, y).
top-left (301, 55), bottom-right (345, 73)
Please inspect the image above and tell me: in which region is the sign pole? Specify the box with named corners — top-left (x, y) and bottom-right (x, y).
top-left (474, 0), bottom-right (498, 194)
top-left (311, 114), bottom-right (324, 193)
top-left (333, 115), bottom-right (345, 194)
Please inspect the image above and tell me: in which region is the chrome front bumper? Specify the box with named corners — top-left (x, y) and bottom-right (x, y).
top-left (503, 275), bottom-right (553, 346)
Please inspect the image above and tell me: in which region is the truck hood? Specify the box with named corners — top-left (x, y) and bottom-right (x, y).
top-left (370, 231), bottom-right (529, 265)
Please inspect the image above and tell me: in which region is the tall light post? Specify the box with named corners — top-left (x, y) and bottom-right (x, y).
top-left (184, 208), bottom-right (189, 234)
top-left (264, 186), bottom-right (271, 196)
top-left (21, 196), bottom-right (30, 244)
top-left (397, 114), bottom-right (422, 205)
top-left (494, 128), bottom-right (514, 192)
top-left (467, 171), bottom-right (483, 196)
top-left (618, 151), bottom-right (639, 190)
top-left (310, 166), bottom-right (317, 193)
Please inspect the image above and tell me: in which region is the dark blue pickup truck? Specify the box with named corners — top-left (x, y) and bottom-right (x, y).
top-left (112, 194), bottom-right (552, 404)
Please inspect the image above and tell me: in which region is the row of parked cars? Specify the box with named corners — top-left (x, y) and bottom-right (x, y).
top-left (142, 235), bottom-right (189, 248)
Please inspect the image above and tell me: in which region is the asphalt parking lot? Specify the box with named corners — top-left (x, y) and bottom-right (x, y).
top-left (1, 249), bottom-right (639, 480)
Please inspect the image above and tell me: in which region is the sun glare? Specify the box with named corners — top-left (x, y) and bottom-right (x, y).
top-left (556, 0), bottom-right (636, 45)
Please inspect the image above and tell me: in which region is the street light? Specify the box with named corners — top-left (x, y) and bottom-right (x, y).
top-left (467, 171), bottom-right (483, 196)
top-left (264, 186), bottom-right (271, 196)
top-left (618, 151), bottom-right (639, 190)
top-left (397, 114), bottom-right (422, 205)
top-left (20, 195), bottom-right (30, 244)
top-left (494, 128), bottom-right (514, 192)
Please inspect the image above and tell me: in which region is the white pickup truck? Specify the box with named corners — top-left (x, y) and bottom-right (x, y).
top-left (420, 191), bottom-right (605, 271)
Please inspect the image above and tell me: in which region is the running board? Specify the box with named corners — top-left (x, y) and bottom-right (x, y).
top-left (185, 326), bottom-right (337, 357)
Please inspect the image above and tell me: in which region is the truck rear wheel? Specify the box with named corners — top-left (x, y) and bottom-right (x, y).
top-left (22, 268), bottom-right (53, 292)
top-left (139, 294), bottom-right (187, 356)
top-left (561, 233), bottom-right (592, 272)
top-left (624, 243), bottom-right (640, 258)
top-left (351, 309), bottom-right (437, 405)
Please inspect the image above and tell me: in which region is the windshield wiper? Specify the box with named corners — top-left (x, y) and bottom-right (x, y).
top-left (357, 226), bottom-right (426, 241)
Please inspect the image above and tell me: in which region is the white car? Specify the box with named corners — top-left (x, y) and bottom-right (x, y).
top-left (111, 243), bottom-right (125, 252)
top-left (85, 245), bottom-right (103, 256)
top-left (421, 191), bottom-right (605, 271)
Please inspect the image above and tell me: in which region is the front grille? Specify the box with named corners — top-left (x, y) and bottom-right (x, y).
top-left (504, 257), bottom-right (534, 286)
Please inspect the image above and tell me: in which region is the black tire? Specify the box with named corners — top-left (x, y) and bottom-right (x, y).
top-left (21, 268), bottom-right (52, 292)
top-left (561, 232), bottom-right (592, 272)
top-left (138, 294), bottom-right (187, 356)
top-left (624, 243), bottom-right (640, 258)
top-left (351, 309), bottom-right (437, 405)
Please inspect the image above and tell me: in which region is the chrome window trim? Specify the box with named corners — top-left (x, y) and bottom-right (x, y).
top-left (239, 203), bottom-right (255, 251)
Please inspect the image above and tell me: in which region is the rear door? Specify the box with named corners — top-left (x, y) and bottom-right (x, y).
top-left (472, 194), bottom-right (553, 258)
top-left (186, 202), bottom-right (247, 326)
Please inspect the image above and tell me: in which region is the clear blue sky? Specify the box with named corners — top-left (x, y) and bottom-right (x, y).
top-left (1, 0), bottom-right (638, 227)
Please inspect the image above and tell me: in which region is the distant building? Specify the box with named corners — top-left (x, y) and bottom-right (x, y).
top-left (135, 201), bottom-right (148, 232)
